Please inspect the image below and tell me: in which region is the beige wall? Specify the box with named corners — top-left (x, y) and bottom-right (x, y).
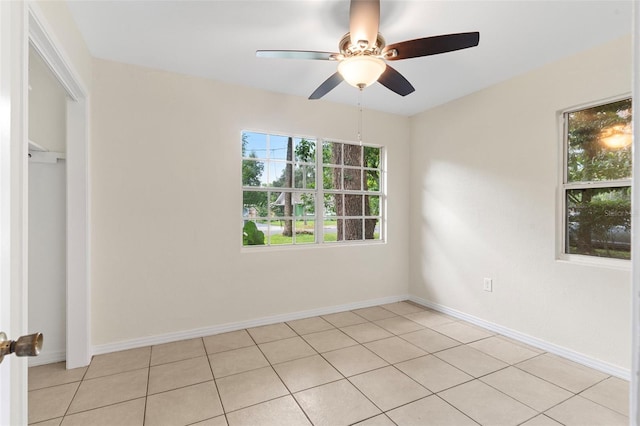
top-left (409, 35), bottom-right (632, 369)
top-left (90, 59), bottom-right (411, 346)
top-left (33, 0), bottom-right (634, 370)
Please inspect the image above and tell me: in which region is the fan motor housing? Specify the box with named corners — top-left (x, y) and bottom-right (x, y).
top-left (339, 33), bottom-right (386, 57)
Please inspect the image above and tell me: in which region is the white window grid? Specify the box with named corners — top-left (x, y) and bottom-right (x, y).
top-left (558, 96), bottom-right (632, 264)
top-left (242, 133), bottom-right (385, 247)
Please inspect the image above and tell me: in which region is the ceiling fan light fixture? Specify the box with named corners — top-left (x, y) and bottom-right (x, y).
top-left (338, 55), bottom-right (386, 89)
top-left (256, 0), bottom-right (480, 100)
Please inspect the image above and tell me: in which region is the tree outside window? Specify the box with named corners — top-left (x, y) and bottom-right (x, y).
top-left (242, 131), bottom-right (384, 247)
top-left (563, 98), bottom-right (632, 260)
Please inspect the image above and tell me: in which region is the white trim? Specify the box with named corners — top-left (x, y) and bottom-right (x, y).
top-left (27, 4), bottom-right (86, 101)
top-left (65, 96), bottom-right (91, 368)
top-left (556, 94), bottom-right (633, 266)
top-left (556, 255), bottom-right (631, 271)
top-left (27, 2), bottom-right (92, 369)
top-left (241, 132), bottom-right (385, 249)
top-left (630, 0), bottom-right (639, 423)
top-left (92, 294), bottom-right (408, 356)
top-left (562, 93), bottom-right (634, 116)
top-left (28, 350), bottom-right (65, 367)
top-left (563, 180), bottom-right (632, 190)
top-left (409, 295), bottom-right (631, 380)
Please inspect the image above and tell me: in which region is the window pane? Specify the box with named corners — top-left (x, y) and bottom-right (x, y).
top-left (324, 194), bottom-right (338, 217)
top-left (566, 186), bottom-right (630, 259)
top-left (294, 220), bottom-right (315, 244)
top-left (294, 138), bottom-right (316, 162)
top-left (242, 159), bottom-right (265, 187)
top-left (567, 98), bottom-right (632, 182)
top-left (242, 132), bottom-right (267, 160)
top-left (343, 168), bottom-right (362, 191)
top-left (323, 220), bottom-right (337, 242)
top-left (364, 146), bottom-right (380, 168)
top-left (344, 144), bottom-right (362, 166)
top-left (267, 219), bottom-right (291, 245)
top-left (323, 167), bottom-right (342, 190)
top-left (269, 161), bottom-right (290, 187)
top-left (344, 219), bottom-right (364, 240)
top-left (270, 135), bottom-right (291, 160)
top-left (242, 220), bottom-right (266, 246)
top-left (364, 218), bottom-right (380, 240)
top-left (269, 192), bottom-right (287, 218)
top-left (367, 195), bottom-right (380, 216)
top-left (243, 191), bottom-right (267, 217)
top-left (344, 194), bottom-right (364, 216)
top-left (323, 141), bottom-right (342, 165)
top-left (296, 193), bottom-right (315, 217)
top-left (333, 193), bottom-right (346, 216)
top-left (365, 170), bottom-right (380, 191)
top-left (294, 164), bottom-right (315, 189)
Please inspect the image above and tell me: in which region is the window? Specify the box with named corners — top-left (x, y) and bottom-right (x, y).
top-left (242, 131), bottom-right (384, 247)
top-left (562, 98), bottom-right (632, 260)
top-left (321, 141), bottom-right (382, 243)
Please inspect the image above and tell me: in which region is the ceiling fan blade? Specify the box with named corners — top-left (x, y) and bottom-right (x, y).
top-left (256, 50), bottom-right (340, 61)
top-left (349, 0), bottom-right (380, 49)
top-left (309, 72), bottom-right (344, 100)
top-left (383, 32), bottom-right (480, 61)
top-left (377, 65), bottom-right (415, 96)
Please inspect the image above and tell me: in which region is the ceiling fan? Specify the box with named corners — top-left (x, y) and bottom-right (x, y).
top-left (256, 0), bottom-right (480, 100)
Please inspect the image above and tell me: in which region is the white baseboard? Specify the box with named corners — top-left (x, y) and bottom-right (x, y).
top-left (92, 294), bottom-right (410, 356)
top-left (409, 295), bottom-right (630, 380)
top-left (29, 350), bottom-right (65, 367)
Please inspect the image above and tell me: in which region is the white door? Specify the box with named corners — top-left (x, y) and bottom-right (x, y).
top-left (0, 1), bottom-right (28, 424)
top-left (0, 1), bottom-right (27, 425)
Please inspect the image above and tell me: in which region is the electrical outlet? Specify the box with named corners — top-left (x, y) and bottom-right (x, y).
top-left (483, 278), bottom-right (493, 292)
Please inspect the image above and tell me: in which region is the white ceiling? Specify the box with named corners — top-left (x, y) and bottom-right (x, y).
top-left (66, 0), bottom-right (633, 116)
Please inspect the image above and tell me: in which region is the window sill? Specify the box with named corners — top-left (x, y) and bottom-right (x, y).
top-left (241, 239), bottom-right (386, 253)
top-left (556, 253), bottom-right (631, 271)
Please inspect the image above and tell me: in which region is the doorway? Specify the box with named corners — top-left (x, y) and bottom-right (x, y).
top-left (27, 45), bottom-right (68, 365)
top-left (28, 3), bottom-right (91, 370)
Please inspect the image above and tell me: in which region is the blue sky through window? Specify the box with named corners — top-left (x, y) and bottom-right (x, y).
top-left (243, 131), bottom-right (315, 186)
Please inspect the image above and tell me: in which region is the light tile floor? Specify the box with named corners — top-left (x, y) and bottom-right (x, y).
top-left (28, 301), bottom-right (630, 425)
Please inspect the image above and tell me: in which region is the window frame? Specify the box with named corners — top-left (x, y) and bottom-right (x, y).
top-left (557, 95), bottom-right (632, 267)
top-left (241, 131), bottom-right (386, 249)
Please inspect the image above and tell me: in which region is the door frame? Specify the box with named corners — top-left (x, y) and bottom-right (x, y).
top-left (1, 1), bottom-right (90, 421)
top-left (28, 2), bottom-right (91, 370)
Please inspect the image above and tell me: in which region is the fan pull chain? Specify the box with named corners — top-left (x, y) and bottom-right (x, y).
top-left (357, 88), bottom-right (363, 145)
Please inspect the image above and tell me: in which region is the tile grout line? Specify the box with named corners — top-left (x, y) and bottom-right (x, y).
top-left (220, 322), bottom-right (313, 423)
top-left (290, 313), bottom-right (390, 424)
top-left (510, 353), bottom-right (595, 394)
top-left (59, 357), bottom-right (94, 423)
top-left (417, 394), bottom-right (482, 426)
top-left (142, 346), bottom-right (151, 425)
top-left (380, 310), bottom-right (620, 423)
top-left (268, 319), bottom-right (329, 425)
top-left (201, 336), bottom-right (229, 426)
top-left (577, 377), bottom-right (631, 416)
top-left (28, 302), bottom-right (630, 425)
